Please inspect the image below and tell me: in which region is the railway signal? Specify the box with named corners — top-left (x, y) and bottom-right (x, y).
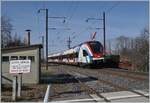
top-left (39, 36), bottom-right (44, 60)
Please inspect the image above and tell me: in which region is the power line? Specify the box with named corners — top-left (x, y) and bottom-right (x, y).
top-left (65, 1), bottom-right (74, 19)
top-left (68, 19), bottom-right (98, 42)
top-left (68, 2), bottom-right (79, 21)
top-left (63, 2), bottom-right (78, 42)
top-left (64, 1), bottom-right (78, 34)
top-left (71, 27), bottom-right (91, 46)
top-left (106, 2), bottom-right (120, 13)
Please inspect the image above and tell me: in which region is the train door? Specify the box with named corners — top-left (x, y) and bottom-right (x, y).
top-left (78, 48), bottom-right (83, 63)
top-left (78, 47), bottom-right (88, 64)
top-left (82, 50), bottom-right (88, 63)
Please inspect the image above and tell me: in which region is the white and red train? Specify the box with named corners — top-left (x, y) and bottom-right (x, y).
top-left (48, 41), bottom-right (119, 67)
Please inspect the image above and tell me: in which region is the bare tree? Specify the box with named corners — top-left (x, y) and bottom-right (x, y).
top-left (1, 16), bottom-right (25, 48)
top-left (115, 36), bottom-right (131, 58)
top-left (114, 27), bottom-right (149, 72)
top-left (7, 32), bottom-right (24, 47)
top-left (133, 27), bottom-right (149, 72)
top-left (1, 16), bottom-right (13, 48)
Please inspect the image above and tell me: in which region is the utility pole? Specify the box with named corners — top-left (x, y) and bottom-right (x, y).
top-left (38, 9), bottom-right (68, 70)
top-left (39, 36), bottom-right (44, 61)
top-left (42, 36), bottom-right (44, 59)
top-left (38, 8), bottom-right (48, 70)
top-left (108, 40), bottom-right (111, 54)
top-left (67, 36), bottom-right (71, 49)
top-left (103, 12), bottom-right (106, 54)
top-left (0, 44), bottom-right (1, 102)
top-left (46, 9), bottom-right (48, 70)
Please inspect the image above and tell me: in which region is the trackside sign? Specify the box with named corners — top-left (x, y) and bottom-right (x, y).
top-left (9, 60), bottom-right (31, 74)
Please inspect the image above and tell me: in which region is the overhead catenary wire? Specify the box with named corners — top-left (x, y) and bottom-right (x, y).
top-left (53, 2), bottom-right (79, 50)
top-left (91, 1), bottom-right (120, 27)
top-left (65, 2), bottom-right (78, 37)
top-left (105, 1), bottom-right (120, 14)
top-left (47, 2), bottom-right (69, 49)
top-left (50, 2), bottom-right (120, 53)
top-left (63, 2), bottom-right (100, 47)
top-left (68, 2), bottom-right (79, 21)
top-left (49, 1), bottom-right (77, 52)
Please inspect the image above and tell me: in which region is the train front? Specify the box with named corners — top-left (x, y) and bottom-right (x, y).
top-left (87, 41), bottom-right (120, 67)
top-left (87, 41), bottom-right (104, 66)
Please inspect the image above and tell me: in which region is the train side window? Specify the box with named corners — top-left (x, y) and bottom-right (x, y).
top-left (11, 56), bottom-right (18, 60)
top-left (2, 56), bottom-right (9, 62)
top-left (83, 50), bottom-right (88, 57)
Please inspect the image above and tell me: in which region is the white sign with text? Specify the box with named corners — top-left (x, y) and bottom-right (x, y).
top-left (9, 60), bottom-right (31, 74)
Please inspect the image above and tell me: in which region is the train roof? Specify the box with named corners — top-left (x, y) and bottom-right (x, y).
top-left (71, 40), bottom-right (100, 48)
top-left (48, 40), bottom-right (101, 58)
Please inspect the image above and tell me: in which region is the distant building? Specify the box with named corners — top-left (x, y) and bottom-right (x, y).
top-left (1, 44), bottom-right (42, 84)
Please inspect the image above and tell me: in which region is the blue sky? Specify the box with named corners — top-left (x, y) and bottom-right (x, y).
top-left (1, 1), bottom-right (149, 54)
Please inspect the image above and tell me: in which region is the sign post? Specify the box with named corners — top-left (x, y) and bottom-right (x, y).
top-left (17, 73), bottom-right (22, 97)
top-left (12, 76), bottom-right (17, 101)
top-left (10, 60), bottom-right (31, 100)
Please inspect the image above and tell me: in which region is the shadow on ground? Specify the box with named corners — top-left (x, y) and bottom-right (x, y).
top-left (40, 74), bottom-right (97, 84)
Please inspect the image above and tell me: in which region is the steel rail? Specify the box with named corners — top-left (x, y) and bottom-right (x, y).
top-left (75, 69), bottom-right (149, 99)
top-left (64, 70), bottom-right (110, 102)
top-left (80, 66), bottom-right (148, 81)
top-left (105, 68), bottom-right (148, 77)
top-left (96, 69), bottom-right (148, 81)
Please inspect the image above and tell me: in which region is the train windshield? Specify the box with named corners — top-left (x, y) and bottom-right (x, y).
top-left (89, 42), bottom-right (103, 53)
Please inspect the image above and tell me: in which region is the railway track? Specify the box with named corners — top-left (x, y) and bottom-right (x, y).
top-left (94, 69), bottom-right (148, 81)
top-left (56, 65), bottom-right (149, 102)
top-left (97, 68), bottom-right (148, 81)
top-left (52, 65), bottom-right (110, 102)
top-left (63, 70), bottom-right (110, 102)
top-left (55, 63), bottom-right (148, 81)
top-left (68, 65), bottom-right (148, 81)
top-left (53, 65), bottom-right (149, 91)
top-left (42, 64), bottom-right (149, 102)
top-left (108, 67), bottom-right (148, 76)
top-left (82, 67), bottom-right (147, 89)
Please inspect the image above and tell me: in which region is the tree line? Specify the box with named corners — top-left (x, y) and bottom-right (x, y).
top-left (114, 27), bottom-right (149, 72)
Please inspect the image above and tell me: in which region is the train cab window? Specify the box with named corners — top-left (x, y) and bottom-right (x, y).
top-left (83, 50), bottom-right (88, 57)
top-left (89, 42), bottom-right (103, 53)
